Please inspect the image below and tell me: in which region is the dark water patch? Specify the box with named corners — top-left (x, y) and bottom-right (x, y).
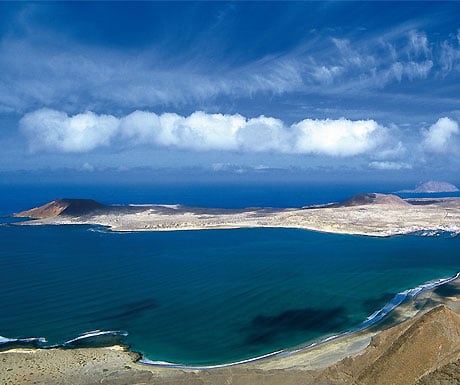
top-left (362, 293), bottom-right (395, 315)
top-left (95, 298), bottom-right (158, 322)
top-left (434, 283), bottom-right (460, 297)
top-left (243, 306), bottom-right (348, 345)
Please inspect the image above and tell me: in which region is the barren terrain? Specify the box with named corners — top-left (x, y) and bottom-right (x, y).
top-left (16, 194), bottom-right (460, 237)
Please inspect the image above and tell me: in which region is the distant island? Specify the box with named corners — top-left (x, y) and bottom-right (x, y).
top-left (399, 181), bottom-right (459, 193)
top-left (14, 193), bottom-right (460, 237)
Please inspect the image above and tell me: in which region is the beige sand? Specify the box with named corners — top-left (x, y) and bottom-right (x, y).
top-left (17, 195), bottom-right (460, 237)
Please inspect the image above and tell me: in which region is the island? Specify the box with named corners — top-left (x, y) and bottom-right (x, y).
top-left (399, 181), bottom-right (460, 193)
top-left (14, 193), bottom-right (460, 237)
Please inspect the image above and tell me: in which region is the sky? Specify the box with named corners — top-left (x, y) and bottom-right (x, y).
top-left (1, 1), bottom-right (460, 184)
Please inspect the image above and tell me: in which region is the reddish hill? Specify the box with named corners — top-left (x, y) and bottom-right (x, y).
top-left (15, 199), bottom-right (106, 219)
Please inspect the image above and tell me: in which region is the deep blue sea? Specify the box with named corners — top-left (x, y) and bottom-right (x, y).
top-left (1, 182), bottom-right (460, 365)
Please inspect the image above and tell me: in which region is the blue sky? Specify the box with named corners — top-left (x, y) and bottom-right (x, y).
top-left (1, 1), bottom-right (460, 183)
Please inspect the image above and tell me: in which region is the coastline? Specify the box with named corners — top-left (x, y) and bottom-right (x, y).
top-left (14, 195), bottom-right (460, 237)
top-left (2, 271), bottom-right (460, 384)
top-left (138, 271), bottom-right (460, 370)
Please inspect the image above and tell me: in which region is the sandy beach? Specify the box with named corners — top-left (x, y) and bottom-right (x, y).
top-left (2, 273), bottom-right (460, 385)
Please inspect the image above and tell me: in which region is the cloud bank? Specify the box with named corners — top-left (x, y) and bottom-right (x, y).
top-left (20, 109), bottom-right (388, 157)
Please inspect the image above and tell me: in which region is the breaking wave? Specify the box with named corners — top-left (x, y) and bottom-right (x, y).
top-left (0, 330), bottom-right (128, 350)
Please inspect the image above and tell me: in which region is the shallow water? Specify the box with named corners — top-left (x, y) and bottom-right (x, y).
top-left (1, 222), bottom-right (459, 365)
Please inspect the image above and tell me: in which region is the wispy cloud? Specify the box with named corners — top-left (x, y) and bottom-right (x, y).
top-left (369, 161), bottom-right (412, 170)
top-left (439, 30), bottom-right (460, 74)
top-left (1, 23), bottom-right (460, 116)
top-left (0, 38), bottom-right (304, 114)
top-left (407, 30), bottom-right (431, 58)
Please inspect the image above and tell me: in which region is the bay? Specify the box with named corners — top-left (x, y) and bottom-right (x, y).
top-left (1, 223), bottom-right (459, 365)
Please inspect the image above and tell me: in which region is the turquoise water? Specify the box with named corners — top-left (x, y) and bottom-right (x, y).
top-left (1, 222), bottom-right (459, 365)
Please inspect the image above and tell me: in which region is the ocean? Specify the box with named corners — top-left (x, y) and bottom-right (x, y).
top-left (1, 182), bottom-right (460, 366)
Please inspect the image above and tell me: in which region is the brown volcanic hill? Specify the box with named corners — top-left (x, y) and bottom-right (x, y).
top-left (15, 199), bottom-right (107, 219)
top-left (334, 193), bottom-right (410, 207)
top-left (315, 305), bottom-right (460, 385)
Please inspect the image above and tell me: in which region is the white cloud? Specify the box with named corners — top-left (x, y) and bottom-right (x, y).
top-left (119, 111), bottom-right (245, 150)
top-left (422, 117), bottom-right (459, 152)
top-left (20, 109), bottom-right (390, 157)
top-left (168, 111), bottom-right (244, 151)
top-left (236, 116), bottom-right (289, 152)
top-left (369, 161), bottom-right (412, 170)
top-left (293, 118), bottom-right (384, 156)
top-left (20, 108), bottom-right (119, 152)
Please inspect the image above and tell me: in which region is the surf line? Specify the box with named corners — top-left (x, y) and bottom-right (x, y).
top-left (139, 271), bottom-right (460, 370)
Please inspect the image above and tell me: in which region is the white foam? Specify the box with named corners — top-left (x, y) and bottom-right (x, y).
top-left (64, 330), bottom-right (128, 345)
top-left (357, 272), bottom-right (460, 330)
top-left (0, 336), bottom-right (15, 344)
top-left (0, 336), bottom-right (47, 345)
top-left (140, 349), bottom-right (285, 370)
